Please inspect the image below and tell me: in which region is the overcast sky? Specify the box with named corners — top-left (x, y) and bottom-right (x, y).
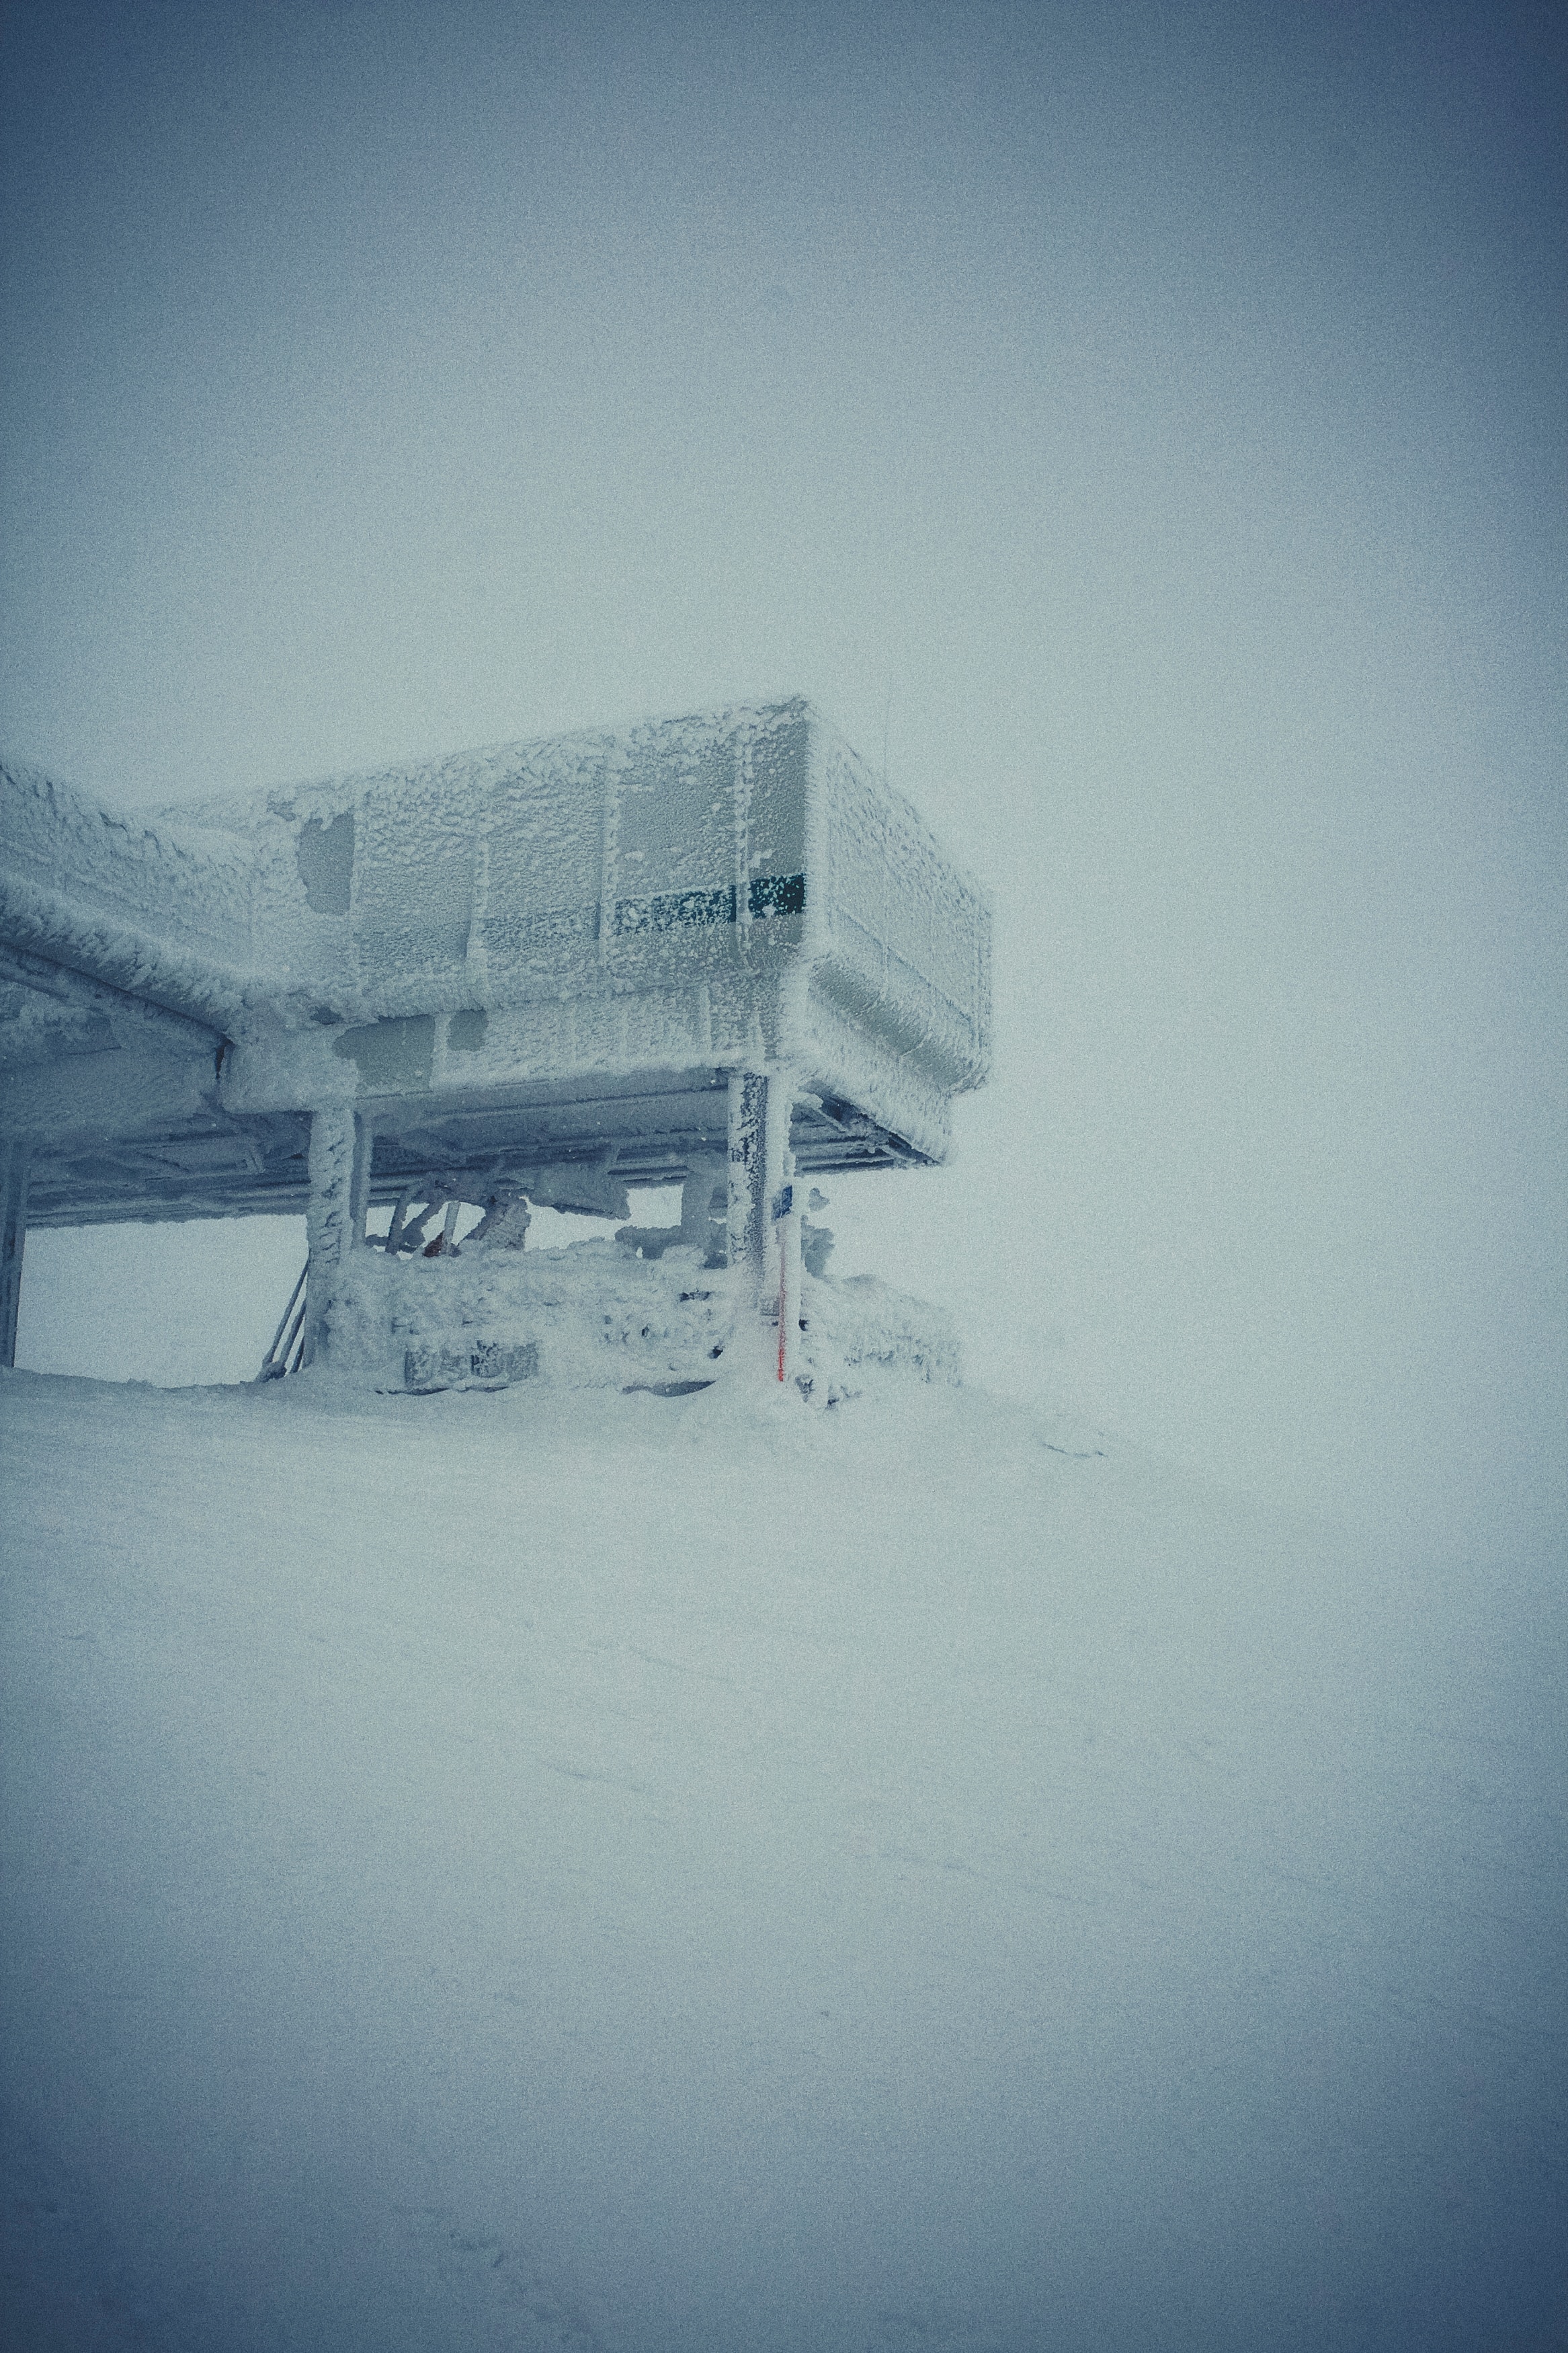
top-left (3, 0), bottom-right (1563, 1558)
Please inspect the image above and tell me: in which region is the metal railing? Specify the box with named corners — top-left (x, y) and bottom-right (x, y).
top-left (256, 1261), bottom-right (308, 1380)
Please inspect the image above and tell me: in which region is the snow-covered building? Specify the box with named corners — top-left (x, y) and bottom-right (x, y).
top-left (1, 701), bottom-right (991, 1388)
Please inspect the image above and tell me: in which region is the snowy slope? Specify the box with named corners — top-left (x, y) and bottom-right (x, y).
top-left (1, 1368), bottom-right (1562, 2353)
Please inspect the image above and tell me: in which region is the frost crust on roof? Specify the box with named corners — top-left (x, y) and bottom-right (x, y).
top-left (1, 757), bottom-right (257, 1029)
top-left (3, 702), bottom-right (991, 1203)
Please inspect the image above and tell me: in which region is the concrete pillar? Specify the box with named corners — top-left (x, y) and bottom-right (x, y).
top-left (301, 1105), bottom-right (372, 1367)
top-left (1, 1140), bottom-right (30, 1370)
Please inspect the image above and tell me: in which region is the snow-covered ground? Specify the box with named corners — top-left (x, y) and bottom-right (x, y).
top-left (1, 1362), bottom-right (1562, 2352)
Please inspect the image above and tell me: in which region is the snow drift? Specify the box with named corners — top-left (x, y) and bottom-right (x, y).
top-left (1, 1367), bottom-right (1561, 2352)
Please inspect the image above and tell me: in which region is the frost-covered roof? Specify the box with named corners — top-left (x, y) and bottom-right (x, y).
top-left (2, 702), bottom-right (991, 1222)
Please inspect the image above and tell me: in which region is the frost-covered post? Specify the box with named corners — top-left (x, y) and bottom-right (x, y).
top-left (727, 1070), bottom-right (767, 1300)
top-left (301, 1105), bottom-right (372, 1367)
top-left (727, 1067), bottom-right (801, 1378)
top-left (679, 1153), bottom-right (727, 1264)
top-left (1, 1138), bottom-right (30, 1369)
top-left (763, 1078), bottom-right (802, 1384)
top-left (772, 1182), bottom-right (802, 1384)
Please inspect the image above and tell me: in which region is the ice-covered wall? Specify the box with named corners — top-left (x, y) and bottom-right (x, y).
top-left (3, 703), bottom-right (991, 1194)
top-left (184, 702), bottom-right (989, 1163)
top-left (149, 701), bottom-right (989, 1080)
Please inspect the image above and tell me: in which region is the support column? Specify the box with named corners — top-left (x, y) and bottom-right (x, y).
top-left (727, 1068), bottom-right (801, 1382)
top-left (679, 1154), bottom-right (727, 1267)
top-left (1, 1140), bottom-right (30, 1370)
top-left (301, 1105), bottom-right (372, 1367)
top-left (727, 1069), bottom-right (768, 1302)
top-left (764, 1083), bottom-right (801, 1387)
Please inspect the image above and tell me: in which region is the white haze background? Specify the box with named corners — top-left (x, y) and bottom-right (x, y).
top-left (2, 9), bottom-right (1565, 2351)
top-left (3, 0), bottom-right (1563, 1562)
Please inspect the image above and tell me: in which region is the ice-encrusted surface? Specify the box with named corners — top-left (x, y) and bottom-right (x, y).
top-left (0, 756), bottom-right (257, 1029)
top-left (318, 1236), bottom-right (959, 1398)
top-left (4, 706), bottom-right (989, 1113)
top-left (332, 1240), bottom-right (735, 1394)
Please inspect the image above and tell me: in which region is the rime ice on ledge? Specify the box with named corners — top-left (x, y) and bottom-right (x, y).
top-left (0, 701), bottom-right (991, 1392)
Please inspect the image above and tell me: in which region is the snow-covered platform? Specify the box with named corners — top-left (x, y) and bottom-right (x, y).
top-left (319, 1231), bottom-right (958, 1402)
top-left (1, 701), bottom-right (989, 1383)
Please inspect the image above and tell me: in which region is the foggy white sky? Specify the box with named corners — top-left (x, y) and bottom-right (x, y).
top-left (3, 0), bottom-right (1563, 1555)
